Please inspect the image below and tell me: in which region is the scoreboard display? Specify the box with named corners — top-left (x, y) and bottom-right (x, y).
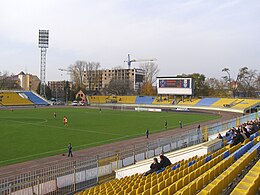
top-left (157, 77), bottom-right (193, 95)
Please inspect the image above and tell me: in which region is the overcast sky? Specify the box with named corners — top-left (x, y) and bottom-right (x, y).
top-left (0, 0), bottom-right (259, 81)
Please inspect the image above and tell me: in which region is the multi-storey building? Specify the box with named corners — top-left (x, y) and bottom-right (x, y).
top-left (48, 81), bottom-right (72, 100)
top-left (83, 68), bottom-right (145, 91)
top-left (16, 71), bottom-right (40, 91)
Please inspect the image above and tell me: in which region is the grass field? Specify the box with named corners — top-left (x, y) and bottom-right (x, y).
top-left (0, 107), bottom-right (219, 166)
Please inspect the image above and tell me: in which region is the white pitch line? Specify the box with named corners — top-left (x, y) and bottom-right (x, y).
top-left (0, 135), bottom-right (130, 164)
top-left (2, 118), bottom-right (123, 136)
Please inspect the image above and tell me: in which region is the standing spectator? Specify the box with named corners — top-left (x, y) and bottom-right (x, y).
top-left (143, 158), bottom-right (160, 176)
top-left (159, 154), bottom-right (171, 169)
top-left (179, 121), bottom-right (183, 128)
top-left (68, 143), bottom-right (73, 157)
top-left (164, 120), bottom-right (168, 129)
top-left (145, 128), bottom-right (149, 139)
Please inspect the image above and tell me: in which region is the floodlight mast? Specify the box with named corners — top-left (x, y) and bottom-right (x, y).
top-left (38, 30), bottom-right (49, 97)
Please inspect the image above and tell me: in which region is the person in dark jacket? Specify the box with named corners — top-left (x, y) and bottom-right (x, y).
top-left (232, 131), bottom-right (244, 146)
top-left (243, 129), bottom-right (250, 138)
top-left (68, 143), bottom-right (73, 157)
top-left (144, 158), bottom-right (160, 176)
top-left (159, 154), bottom-right (171, 169)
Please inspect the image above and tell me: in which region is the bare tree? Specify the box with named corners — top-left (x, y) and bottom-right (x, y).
top-left (85, 62), bottom-right (101, 91)
top-left (69, 61), bottom-right (101, 90)
top-left (0, 71), bottom-right (20, 90)
top-left (237, 67), bottom-right (257, 97)
top-left (69, 61), bottom-right (87, 88)
top-left (105, 78), bottom-right (133, 95)
top-left (140, 62), bottom-right (159, 84)
top-left (205, 77), bottom-right (230, 97)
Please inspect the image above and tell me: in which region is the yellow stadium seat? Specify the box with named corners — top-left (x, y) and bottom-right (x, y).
top-left (189, 182), bottom-right (197, 195)
top-left (176, 179), bottom-right (183, 191)
top-left (182, 175), bottom-right (189, 186)
top-left (196, 176), bottom-right (203, 191)
top-left (157, 176), bottom-right (163, 183)
top-left (150, 185), bottom-right (158, 194)
top-left (158, 181), bottom-right (165, 191)
top-left (171, 174), bottom-right (177, 183)
top-left (168, 183), bottom-right (176, 194)
top-left (142, 188), bottom-right (150, 195)
top-left (159, 187), bottom-right (168, 195)
top-left (165, 177), bottom-right (171, 187)
top-left (144, 183), bottom-right (151, 191)
top-left (136, 186), bottom-right (144, 194)
top-left (151, 179), bottom-right (157, 186)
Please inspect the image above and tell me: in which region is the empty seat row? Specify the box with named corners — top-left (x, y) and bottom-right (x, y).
top-left (230, 158), bottom-right (260, 195)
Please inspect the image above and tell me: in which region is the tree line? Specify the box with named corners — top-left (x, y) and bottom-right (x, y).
top-left (1, 64), bottom-right (260, 99)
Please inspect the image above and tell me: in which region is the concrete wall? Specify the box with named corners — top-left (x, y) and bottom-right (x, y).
top-left (115, 139), bottom-right (222, 179)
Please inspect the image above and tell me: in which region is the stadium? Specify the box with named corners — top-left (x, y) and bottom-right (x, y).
top-left (1, 1), bottom-right (260, 195)
top-left (0, 76), bottom-right (260, 195)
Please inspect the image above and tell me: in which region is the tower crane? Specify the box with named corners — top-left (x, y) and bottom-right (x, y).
top-left (124, 54), bottom-right (157, 69)
top-left (58, 68), bottom-right (72, 74)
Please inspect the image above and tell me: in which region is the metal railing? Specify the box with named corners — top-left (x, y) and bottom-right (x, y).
top-left (0, 111), bottom-right (259, 195)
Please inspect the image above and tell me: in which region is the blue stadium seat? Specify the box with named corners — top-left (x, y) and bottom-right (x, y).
top-left (223, 150), bottom-right (230, 159)
top-left (195, 98), bottom-right (220, 107)
top-left (156, 168), bottom-right (165, 174)
top-left (23, 91), bottom-right (49, 106)
top-left (135, 96), bottom-right (155, 104)
top-left (234, 141), bottom-right (255, 161)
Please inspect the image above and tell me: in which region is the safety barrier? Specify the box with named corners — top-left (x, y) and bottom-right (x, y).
top-left (0, 111), bottom-right (259, 195)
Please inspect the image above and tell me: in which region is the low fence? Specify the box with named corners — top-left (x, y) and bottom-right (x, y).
top-left (207, 111), bottom-right (260, 137)
top-left (0, 111), bottom-right (259, 195)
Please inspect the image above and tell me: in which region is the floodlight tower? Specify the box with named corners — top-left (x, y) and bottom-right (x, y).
top-left (38, 29), bottom-right (49, 97)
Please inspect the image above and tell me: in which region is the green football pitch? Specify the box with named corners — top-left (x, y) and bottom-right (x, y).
top-left (0, 107), bottom-right (219, 166)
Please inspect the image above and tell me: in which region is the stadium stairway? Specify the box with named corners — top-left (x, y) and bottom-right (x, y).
top-left (75, 130), bottom-right (260, 195)
top-left (195, 98), bottom-right (220, 107)
top-left (230, 157), bottom-right (260, 195)
top-left (211, 98), bottom-right (238, 108)
top-left (0, 91), bottom-right (34, 106)
top-left (116, 96), bottom-right (137, 104)
top-left (197, 136), bottom-right (260, 195)
top-left (232, 99), bottom-right (260, 110)
top-left (136, 96), bottom-right (156, 104)
top-left (22, 91), bottom-right (49, 106)
top-left (89, 96), bottom-right (109, 104)
top-left (177, 98), bottom-right (201, 106)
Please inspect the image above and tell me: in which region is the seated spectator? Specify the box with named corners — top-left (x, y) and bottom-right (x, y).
top-left (232, 130), bottom-right (245, 146)
top-left (240, 131), bottom-right (247, 140)
top-left (243, 129), bottom-right (250, 138)
top-left (143, 158), bottom-right (160, 176)
top-left (217, 133), bottom-right (223, 139)
top-left (159, 154), bottom-right (171, 169)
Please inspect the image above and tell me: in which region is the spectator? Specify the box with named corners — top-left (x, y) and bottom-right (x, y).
top-left (179, 121), bottom-right (183, 128)
top-left (143, 158), bottom-right (160, 176)
top-left (145, 128), bottom-right (149, 139)
top-left (243, 129), bottom-right (250, 138)
top-left (164, 120), bottom-right (168, 129)
top-left (217, 133), bottom-right (223, 139)
top-left (240, 131), bottom-right (247, 140)
top-left (232, 131), bottom-right (244, 146)
top-left (68, 143), bottom-right (73, 157)
top-left (159, 154), bottom-right (171, 169)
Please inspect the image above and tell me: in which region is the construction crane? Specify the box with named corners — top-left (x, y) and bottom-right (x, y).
top-left (124, 54), bottom-right (157, 69)
top-left (58, 68), bottom-right (72, 74)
